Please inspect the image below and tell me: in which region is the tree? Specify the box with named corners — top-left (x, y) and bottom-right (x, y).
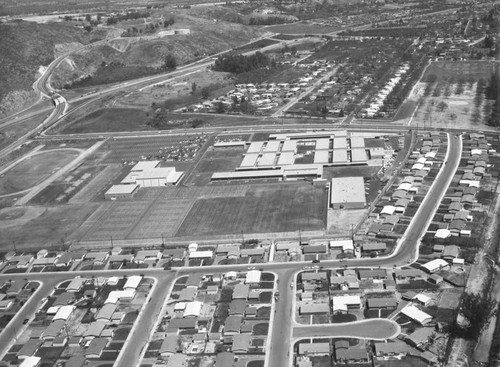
top-left (191, 82), bottom-right (197, 95)
top-left (164, 54), bottom-right (177, 69)
top-left (436, 101), bottom-right (448, 112)
top-left (201, 86), bottom-right (210, 99)
top-left (215, 101), bottom-right (226, 113)
top-left (85, 14), bottom-right (91, 22)
top-left (453, 292), bottom-right (497, 340)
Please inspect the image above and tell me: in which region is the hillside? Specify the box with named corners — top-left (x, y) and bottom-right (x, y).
top-left (52, 14), bottom-right (267, 89)
top-left (0, 20), bottom-right (96, 117)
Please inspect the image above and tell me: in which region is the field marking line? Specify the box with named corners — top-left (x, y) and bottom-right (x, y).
top-left (13, 141), bottom-right (106, 206)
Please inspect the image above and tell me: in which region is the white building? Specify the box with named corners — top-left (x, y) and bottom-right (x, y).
top-left (246, 270), bottom-right (262, 284)
top-left (330, 177), bottom-right (366, 209)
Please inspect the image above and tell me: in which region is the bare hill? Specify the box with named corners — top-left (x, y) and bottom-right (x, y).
top-left (52, 14), bottom-right (267, 89)
top-left (0, 20), bottom-right (97, 117)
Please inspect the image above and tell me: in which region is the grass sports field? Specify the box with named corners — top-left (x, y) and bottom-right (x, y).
top-left (75, 183), bottom-right (326, 242)
top-left (0, 150), bottom-right (79, 195)
top-left (175, 184), bottom-right (327, 237)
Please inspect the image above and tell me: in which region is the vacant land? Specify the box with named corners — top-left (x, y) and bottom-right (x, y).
top-left (0, 150), bottom-right (80, 195)
top-left (116, 70), bottom-right (232, 111)
top-left (60, 108), bottom-right (149, 134)
top-left (176, 184), bottom-right (327, 237)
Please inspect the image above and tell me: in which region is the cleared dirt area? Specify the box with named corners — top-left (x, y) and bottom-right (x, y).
top-left (0, 149), bottom-right (80, 195)
top-left (118, 70), bottom-right (233, 110)
top-left (175, 184), bottom-right (328, 237)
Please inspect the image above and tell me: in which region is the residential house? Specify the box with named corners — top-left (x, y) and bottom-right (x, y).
top-left (232, 334), bottom-right (252, 354)
top-left (299, 303), bottom-right (329, 315)
top-left (85, 338), bottom-right (108, 358)
top-left (358, 269), bottom-right (387, 280)
top-left (366, 297), bottom-right (398, 310)
top-left (374, 341), bottom-right (408, 360)
top-left (405, 327), bottom-right (435, 349)
top-left (224, 315), bottom-right (243, 335)
top-left (298, 343), bottom-right (330, 355)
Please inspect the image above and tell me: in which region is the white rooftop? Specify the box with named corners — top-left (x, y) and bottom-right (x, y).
top-left (131, 161), bottom-right (160, 172)
top-left (330, 177), bottom-right (366, 207)
top-left (105, 184), bottom-right (139, 195)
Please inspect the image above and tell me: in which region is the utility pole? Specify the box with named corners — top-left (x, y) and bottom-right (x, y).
top-left (241, 230), bottom-right (245, 245)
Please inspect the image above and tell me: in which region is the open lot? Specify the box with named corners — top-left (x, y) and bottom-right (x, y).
top-left (0, 149), bottom-right (80, 195)
top-left (175, 183), bottom-right (327, 237)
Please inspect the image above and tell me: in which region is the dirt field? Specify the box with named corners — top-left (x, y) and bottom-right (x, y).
top-left (0, 149), bottom-right (80, 195)
top-left (118, 70), bottom-right (233, 109)
top-left (175, 184), bottom-right (328, 237)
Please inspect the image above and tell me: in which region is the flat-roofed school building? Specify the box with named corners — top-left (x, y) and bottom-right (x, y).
top-left (330, 176), bottom-right (366, 209)
top-left (104, 184), bottom-right (140, 200)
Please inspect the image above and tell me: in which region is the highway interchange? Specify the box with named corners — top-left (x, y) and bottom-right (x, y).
top-left (0, 16), bottom-right (477, 366)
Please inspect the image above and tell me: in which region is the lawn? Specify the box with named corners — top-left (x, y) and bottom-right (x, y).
top-left (332, 311), bottom-right (358, 322)
top-left (175, 184), bottom-right (327, 237)
top-left (0, 149), bottom-right (79, 195)
top-left (60, 108), bottom-right (149, 134)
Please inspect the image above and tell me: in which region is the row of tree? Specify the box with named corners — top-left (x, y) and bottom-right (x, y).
top-left (212, 52), bottom-right (271, 74)
top-left (106, 11), bottom-right (151, 25)
top-left (486, 68), bottom-right (500, 127)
